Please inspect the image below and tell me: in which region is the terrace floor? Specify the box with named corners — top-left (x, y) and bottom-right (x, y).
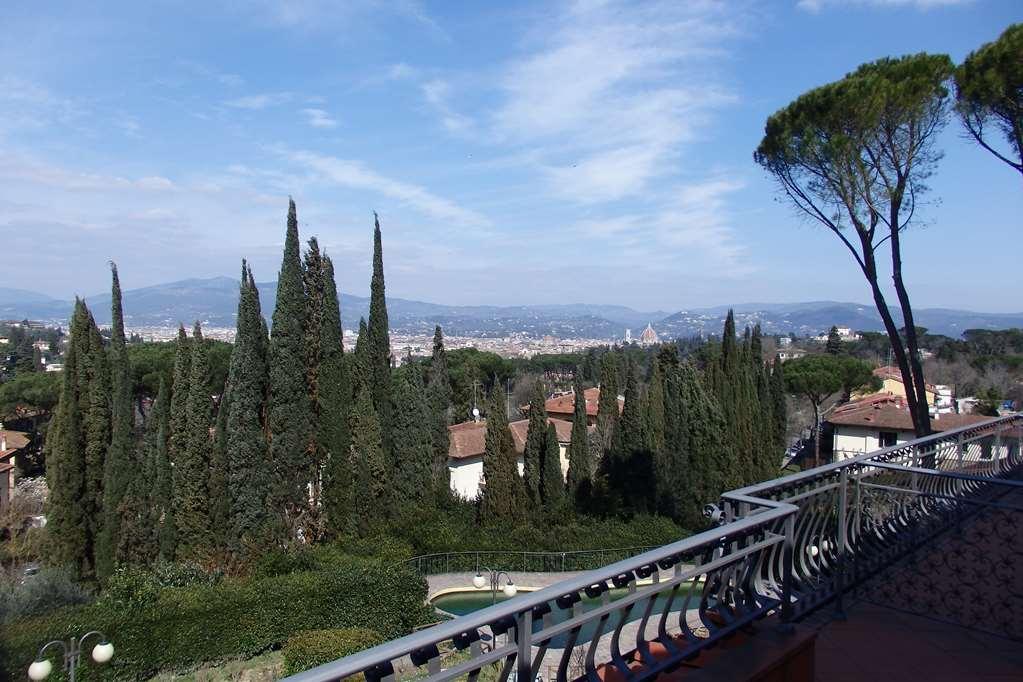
top-left (808, 598), bottom-right (1023, 681)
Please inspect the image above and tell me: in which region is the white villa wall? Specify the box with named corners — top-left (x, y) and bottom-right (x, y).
top-left (832, 425), bottom-right (914, 461)
top-left (448, 446), bottom-right (568, 500)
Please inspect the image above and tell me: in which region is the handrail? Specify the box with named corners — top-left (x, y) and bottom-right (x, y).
top-left (283, 414), bottom-right (1023, 682)
top-left (403, 547), bottom-right (659, 575)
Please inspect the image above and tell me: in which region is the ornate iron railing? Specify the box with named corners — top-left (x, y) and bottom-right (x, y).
top-left (284, 415), bottom-right (1023, 682)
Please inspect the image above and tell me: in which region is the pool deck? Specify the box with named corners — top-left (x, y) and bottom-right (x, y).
top-left (427, 571), bottom-right (593, 600)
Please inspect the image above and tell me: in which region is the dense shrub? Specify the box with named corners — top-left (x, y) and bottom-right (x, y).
top-left (282, 628), bottom-right (383, 677)
top-left (0, 566), bottom-right (93, 625)
top-left (0, 558), bottom-right (429, 681)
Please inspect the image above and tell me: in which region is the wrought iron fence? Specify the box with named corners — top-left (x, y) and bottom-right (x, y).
top-left (283, 414), bottom-right (1023, 682)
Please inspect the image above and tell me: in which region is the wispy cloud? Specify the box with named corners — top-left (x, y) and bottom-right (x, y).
top-left (225, 92), bottom-right (292, 109)
top-left (421, 79), bottom-right (474, 134)
top-left (492, 0), bottom-right (739, 203)
top-left (572, 177), bottom-right (750, 273)
top-left (178, 60), bottom-right (245, 87)
top-left (284, 149), bottom-right (490, 227)
top-left (797, 0), bottom-right (972, 11)
top-left (301, 108), bottom-right (337, 128)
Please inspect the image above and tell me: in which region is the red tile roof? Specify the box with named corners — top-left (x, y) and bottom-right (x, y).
top-left (541, 387), bottom-right (623, 418)
top-left (827, 394), bottom-right (991, 432)
top-left (0, 429), bottom-right (29, 462)
top-left (448, 418), bottom-right (577, 460)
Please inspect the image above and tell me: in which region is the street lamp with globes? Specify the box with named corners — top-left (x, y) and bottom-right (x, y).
top-left (28, 631), bottom-right (113, 682)
top-left (472, 566), bottom-right (517, 604)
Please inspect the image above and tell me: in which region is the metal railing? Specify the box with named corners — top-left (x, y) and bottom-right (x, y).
top-left (405, 548), bottom-right (658, 576)
top-left (285, 415), bottom-right (1023, 682)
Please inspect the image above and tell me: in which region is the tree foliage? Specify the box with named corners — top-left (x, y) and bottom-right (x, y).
top-left (955, 24), bottom-right (1023, 177)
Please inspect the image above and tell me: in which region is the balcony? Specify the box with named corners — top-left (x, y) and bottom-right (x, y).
top-left (283, 415), bottom-right (1023, 682)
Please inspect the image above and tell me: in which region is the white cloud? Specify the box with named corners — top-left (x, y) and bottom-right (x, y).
top-left (301, 108), bottom-right (338, 128)
top-left (572, 177), bottom-right (750, 272)
top-left (225, 92), bottom-right (292, 109)
top-left (492, 0), bottom-right (738, 203)
top-left (421, 79), bottom-right (474, 133)
top-left (285, 149), bottom-right (490, 227)
top-left (797, 0), bottom-right (972, 11)
top-left (387, 62), bottom-right (417, 80)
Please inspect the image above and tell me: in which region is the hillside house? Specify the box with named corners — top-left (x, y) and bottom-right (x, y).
top-left (447, 417), bottom-right (580, 499)
top-left (0, 428), bottom-right (29, 510)
top-left (528, 387), bottom-right (623, 426)
top-left (827, 394), bottom-right (991, 461)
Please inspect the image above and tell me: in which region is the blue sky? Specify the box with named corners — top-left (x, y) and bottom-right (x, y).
top-left (1, 0), bottom-right (1020, 313)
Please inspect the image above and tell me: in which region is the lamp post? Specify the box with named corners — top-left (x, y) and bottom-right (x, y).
top-left (28, 631), bottom-right (114, 682)
top-left (472, 565), bottom-right (517, 605)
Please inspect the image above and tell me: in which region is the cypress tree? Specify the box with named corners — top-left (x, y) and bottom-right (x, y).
top-left (479, 386), bottom-right (524, 524)
top-left (771, 357), bottom-right (788, 456)
top-left (658, 361), bottom-right (690, 522)
top-left (595, 351), bottom-right (620, 458)
top-left (540, 421), bottom-right (566, 513)
top-left (303, 238), bottom-right (326, 505)
top-left (226, 263), bottom-right (271, 545)
top-left (97, 263), bottom-right (134, 581)
top-left (521, 381), bottom-right (547, 504)
top-left (390, 365), bottom-right (433, 509)
top-left (173, 323), bottom-right (213, 559)
top-left (208, 386), bottom-right (231, 549)
top-left (82, 314), bottom-right (111, 579)
top-left (150, 378), bottom-right (177, 561)
top-left (117, 387), bottom-right (165, 566)
top-left (46, 300), bottom-right (108, 579)
top-left (351, 318), bottom-right (370, 399)
top-left (320, 255), bottom-right (352, 535)
top-left (604, 361), bottom-right (654, 514)
top-left (678, 361), bottom-right (730, 527)
top-left (565, 370), bottom-right (591, 495)
top-left (267, 199), bottom-right (312, 534)
top-left (350, 387), bottom-right (389, 535)
top-left (168, 324), bottom-right (191, 471)
top-left (826, 326), bottom-right (843, 355)
top-left (366, 213), bottom-right (393, 455)
top-left (425, 326), bottom-right (452, 495)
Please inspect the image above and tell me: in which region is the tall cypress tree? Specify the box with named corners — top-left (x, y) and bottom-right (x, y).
top-left (267, 199), bottom-right (312, 535)
top-left (97, 263), bottom-right (134, 580)
top-left (46, 300), bottom-right (108, 580)
top-left (679, 361), bottom-right (730, 526)
top-left (173, 323), bottom-right (214, 559)
top-left (521, 381), bottom-right (547, 504)
top-left (208, 386), bottom-right (231, 550)
top-left (366, 213), bottom-right (393, 455)
top-left (540, 422), bottom-right (566, 513)
top-left (479, 386), bottom-right (524, 524)
top-left (351, 318), bottom-right (370, 399)
top-left (150, 378), bottom-right (177, 561)
top-left (425, 326), bottom-right (452, 495)
top-left (595, 351), bottom-right (620, 458)
top-left (303, 238), bottom-right (326, 505)
top-left (226, 263), bottom-right (271, 545)
top-left (320, 255), bottom-right (352, 535)
top-left (770, 357), bottom-right (788, 457)
top-left (604, 361), bottom-right (653, 513)
top-left (390, 365), bottom-right (433, 509)
top-left (117, 385), bottom-right (165, 566)
top-left (565, 370), bottom-right (592, 496)
top-left (350, 387), bottom-right (389, 535)
top-left (168, 324), bottom-right (191, 473)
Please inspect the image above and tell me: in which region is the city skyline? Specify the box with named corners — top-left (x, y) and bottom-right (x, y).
top-left (2, 1), bottom-right (1021, 312)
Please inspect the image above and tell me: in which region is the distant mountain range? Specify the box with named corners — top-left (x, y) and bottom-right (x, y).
top-left (2, 279), bottom-right (1022, 339)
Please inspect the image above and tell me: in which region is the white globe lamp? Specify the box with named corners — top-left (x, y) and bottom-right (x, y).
top-left (28, 659), bottom-right (52, 681)
top-left (503, 581), bottom-right (517, 598)
top-left (92, 641), bottom-right (114, 664)
top-left (472, 573), bottom-right (487, 589)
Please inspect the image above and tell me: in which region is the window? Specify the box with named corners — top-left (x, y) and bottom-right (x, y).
top-left (879, 431), bottom-right (898, 448)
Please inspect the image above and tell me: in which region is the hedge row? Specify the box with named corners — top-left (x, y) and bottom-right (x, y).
top-left (282, 628), bottom-right (384, 677)
top-left (0, 558), bottom-right (430, 681)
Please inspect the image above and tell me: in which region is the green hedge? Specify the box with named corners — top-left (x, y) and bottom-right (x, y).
top-left (282, 628), bottom-right (384, 677)
top-left (0, 558), bottom-right (429, 681)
